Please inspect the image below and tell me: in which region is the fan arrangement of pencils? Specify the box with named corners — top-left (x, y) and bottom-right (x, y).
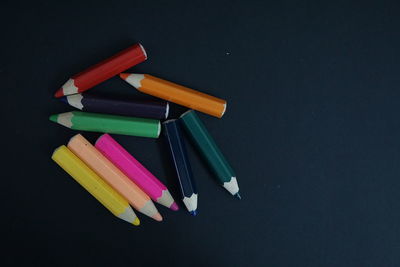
top-left (50, 43), bottom-right (240, 226)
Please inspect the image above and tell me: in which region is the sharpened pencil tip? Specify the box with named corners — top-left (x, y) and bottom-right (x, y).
top-left (235, 192), bottom-right (242, 200)
top-left (49, 114), bottom-right (58, 123)
top-left (54, 89), bottom-right (64, 98)
top-left (190, 210), bottom-right (198, 216)
top-left (119, 73), bottom-right (130, 80)
top-left (132, 217), bottom-right (140, 226)
top-left (170, 202), bottom-right (179, 211)
top-left (59, 96), bottom-right (68, 104)
top-left (152, 213), bottom-right (163, 222)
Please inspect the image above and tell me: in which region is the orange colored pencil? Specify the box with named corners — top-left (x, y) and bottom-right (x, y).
top-left (120, 73), bottom-right (227, 118)
top-left (67, 134), bottom-right (162, 222)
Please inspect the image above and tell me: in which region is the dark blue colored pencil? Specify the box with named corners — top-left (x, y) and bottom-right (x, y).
top-left (163, 119), bottom-right (198, 215)
top-left (60, 93), bottom-right (169, 119)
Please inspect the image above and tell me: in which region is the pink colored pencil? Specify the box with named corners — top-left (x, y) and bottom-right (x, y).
top-left (95, 134), bottom-right (179, 211)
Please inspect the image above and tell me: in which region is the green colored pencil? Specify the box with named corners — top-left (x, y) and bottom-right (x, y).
top-left (49, 111), bottom-right (160, 138)
top-left (180, 110), bottom-right (240, 198)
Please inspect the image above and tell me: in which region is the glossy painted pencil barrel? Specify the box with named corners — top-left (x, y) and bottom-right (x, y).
top-left (95, 134), bottom-right (179, 211)
top-left (49, 111), bottom-right (160, 138)
top-left (180, 110), bottom-right (240, 197)
top-left (60, 93), bottom-right (169, 119)
top-left (163, 119), bottom-right (198, 215)
top-left (120, 73), bottom-right (226, 118)
top-left (67, 134), bottom-right (162, 221)
top-left (51, 145), bottom-right (140, 225)
top-left (55, 43), bottom-right (147, 97)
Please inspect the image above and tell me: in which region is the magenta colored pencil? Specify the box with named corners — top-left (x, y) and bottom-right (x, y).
top-left (95, 134), bottom-right (179, 211)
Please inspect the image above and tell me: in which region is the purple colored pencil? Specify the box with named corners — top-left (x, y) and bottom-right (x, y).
top-left (60, 93), bottom-right (169, 119)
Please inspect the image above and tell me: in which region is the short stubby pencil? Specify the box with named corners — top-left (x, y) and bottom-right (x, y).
top-left (54, 43), bottom-right (147, 97)
top-left (67, 134), bottom-right (162, 221)
top-left (95, 134), bottom-right (179, 211)
top-left (120, 73), bottom-right (227, 118)
top-left (180, 110), bottom-right (240, 198)
top-left (60, 93), bottom-right (169, 119)
top-left (49, 111), bottom-right (160, 138)
top-left (51, 145), bottom-right (140, 226)
top-left (163, 119), bottom-right (198, 215)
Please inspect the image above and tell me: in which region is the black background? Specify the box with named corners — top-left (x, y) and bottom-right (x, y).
top-left (2, 1), bottom-right (400, 266)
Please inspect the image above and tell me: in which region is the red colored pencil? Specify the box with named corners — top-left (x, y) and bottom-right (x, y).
top-left (54, 43), bottom-right (147, 98)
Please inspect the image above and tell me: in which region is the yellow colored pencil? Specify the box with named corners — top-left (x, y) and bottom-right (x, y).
top-left (51, 145), bottom-right (140, 226)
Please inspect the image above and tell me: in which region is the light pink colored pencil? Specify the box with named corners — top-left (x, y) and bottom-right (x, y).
top-left (67, 134), bottom-right (162, 221)
top-left (95, 134), bottom-right (179, 210)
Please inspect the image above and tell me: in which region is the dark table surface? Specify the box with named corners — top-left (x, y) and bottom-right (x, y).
top-left (3, 1), bottom-right (400, 266)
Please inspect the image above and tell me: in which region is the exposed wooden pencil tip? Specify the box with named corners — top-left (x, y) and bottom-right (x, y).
top-left (235, 192), bottom-right (242, 200)
top-left (119, 73), bottom-right (130, 80)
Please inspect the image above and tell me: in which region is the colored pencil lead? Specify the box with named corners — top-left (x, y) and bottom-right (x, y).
top-left (190, 210), bottom-right (198, 216)
top-left (152, 213), bottom-right (163, 222)
top-left (170, 202), bottom-right (180, 211)
top-left (49, 114), bottom-right (57, 123)
top-left (119, 73), bottom-right (130, 80)
top-left (59, 96), bottom-right (68, 104)
top-left (133, 217), bottom-right (140, 226)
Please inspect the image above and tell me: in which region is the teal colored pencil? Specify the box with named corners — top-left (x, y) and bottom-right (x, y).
top-left (49, 111), bottom-right (160, 138)
top-left (180, 110), bottom-right (240, 198)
